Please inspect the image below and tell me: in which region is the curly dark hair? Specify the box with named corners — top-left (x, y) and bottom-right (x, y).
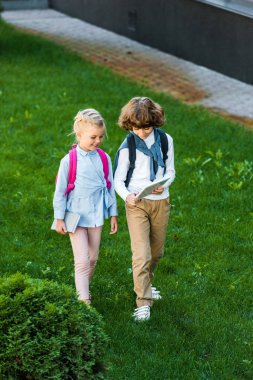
top-left (118, 97), bottom-right (165, 131)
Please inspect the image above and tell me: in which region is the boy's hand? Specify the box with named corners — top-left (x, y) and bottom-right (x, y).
top-left (152, 186), bottom-right (164, 195)
top-left (126, 193), bottom-right (138, 206)
top-left (56, 219), bottom-right (67, 235)
top-left (110, 216), bottom-right (118, 234)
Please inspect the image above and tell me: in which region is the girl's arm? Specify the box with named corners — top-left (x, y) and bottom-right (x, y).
top-left (53, 156), bottom-right (69, 221)
top-left (55, 219), bottom-right (67, 235)
top-left (106, 156), bottom-right (118, 234)
top-left (114, 148), bottom-right (132, 201)
top-left (110, 216), bottom-right (118, 234)
top-left (107, 155), bottom-right (118, 217)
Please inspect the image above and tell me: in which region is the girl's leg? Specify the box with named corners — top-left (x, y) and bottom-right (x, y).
top-left (87, 226), bottom-right (103, 281)
top-left (69, 227), bottom-right (90, 304)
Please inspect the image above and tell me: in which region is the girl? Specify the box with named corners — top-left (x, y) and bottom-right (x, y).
top-left (53, 109), bottom-right (118, 305)
top-left (114, 97), bottom-right (175, 321)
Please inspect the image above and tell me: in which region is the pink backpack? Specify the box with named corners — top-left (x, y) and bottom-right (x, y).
top-left (58, 145), bottom-right (111, 196)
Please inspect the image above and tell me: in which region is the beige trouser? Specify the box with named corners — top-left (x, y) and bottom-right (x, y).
top-left (126, 198), bottom-right (170, 307)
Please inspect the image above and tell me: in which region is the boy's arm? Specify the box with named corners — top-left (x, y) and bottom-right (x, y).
top-left (114, 148), bottom-right (132, 201)
top-left (163, 135), bottom-right (176, 188)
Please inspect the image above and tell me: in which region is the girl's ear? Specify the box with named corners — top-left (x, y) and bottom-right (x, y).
top-left (76, 131), bottom-right (81, 141)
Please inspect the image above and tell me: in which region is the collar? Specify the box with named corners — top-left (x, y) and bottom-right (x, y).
top-left (76, 145), bottom-right (97, 157)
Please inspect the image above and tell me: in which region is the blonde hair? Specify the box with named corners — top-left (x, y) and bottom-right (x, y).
top-left (73, 109), bottom-right (106, 139)
top-left (118, 97), bottom-right (165, 131)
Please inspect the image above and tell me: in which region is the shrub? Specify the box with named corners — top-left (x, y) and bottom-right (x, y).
top-left (0, 273), bottom-right (108, 379)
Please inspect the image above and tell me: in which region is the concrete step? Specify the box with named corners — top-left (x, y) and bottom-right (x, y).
top-left (2, 0), bottom-right (48, 10)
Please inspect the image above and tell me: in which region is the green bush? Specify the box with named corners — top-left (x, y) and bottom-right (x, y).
top-left (0, 273), bottom-right (108, 379)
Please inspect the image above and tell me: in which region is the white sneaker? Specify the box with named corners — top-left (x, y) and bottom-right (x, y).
top-left (151, 286), bottom-right (162, 300)
top-left (133, 305), bottom-right (150, 321)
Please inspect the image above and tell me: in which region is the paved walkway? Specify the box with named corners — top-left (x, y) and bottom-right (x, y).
top-left (3, 9), bottom-right (253, 127)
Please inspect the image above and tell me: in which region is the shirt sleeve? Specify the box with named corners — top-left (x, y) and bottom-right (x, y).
top-left (162, 134), bottom-right (176, 188)
top-left (114, 148), bottom-right (131, 202)
top-left (107, 155), bottom-right (118, 217)
top-left (53, 156), bottom-right (69, 219)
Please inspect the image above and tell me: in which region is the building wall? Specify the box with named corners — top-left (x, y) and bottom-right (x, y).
top-left (49, 0), bottom-right (253, 84)
top-left (3, 0), bottom-right (48, 10)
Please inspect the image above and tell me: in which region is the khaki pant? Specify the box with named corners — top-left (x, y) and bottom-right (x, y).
top-left (126, 198), bottom-right (170, 307)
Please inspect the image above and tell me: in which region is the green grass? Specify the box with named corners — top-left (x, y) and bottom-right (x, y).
top-left (1, 19), bottom-right (253, 379)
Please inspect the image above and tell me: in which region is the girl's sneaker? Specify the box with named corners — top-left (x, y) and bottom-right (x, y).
top-left (133, 305), bottom-right (150, 321)
top-left (151, 286), bottom-right (162, 300)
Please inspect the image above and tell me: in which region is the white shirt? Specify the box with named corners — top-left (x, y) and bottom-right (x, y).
top-left (114, 130), bottom-right (175, 201)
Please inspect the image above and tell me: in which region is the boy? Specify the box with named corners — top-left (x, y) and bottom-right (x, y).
top-left (114, 97), bottom-right (175, 321)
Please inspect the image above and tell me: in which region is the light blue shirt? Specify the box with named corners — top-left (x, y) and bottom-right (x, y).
top-left (53, 145), bottom-right (118, 227)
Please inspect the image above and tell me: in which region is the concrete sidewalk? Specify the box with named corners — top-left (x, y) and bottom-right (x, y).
top-left (2, 9), bottom-right (253, 127)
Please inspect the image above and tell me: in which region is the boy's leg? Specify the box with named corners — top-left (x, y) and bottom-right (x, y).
top-left (87, 226), bottom-right (103, 281)
top-left (149, 198), bottom-right (171, 280)
top-left (126, 201), bottom-right (153, 307)
top-left (69, 227), bottom-right (90, 303)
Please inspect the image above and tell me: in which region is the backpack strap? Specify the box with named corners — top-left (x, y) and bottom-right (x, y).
top-left (65, 144), bottom-right (77, 196)
top-left (97, 148), bottom-right (111, 189)
top-left (125, 133), bottom-right (136, 188)
top-left (157, 129), bottom-right (168, 174)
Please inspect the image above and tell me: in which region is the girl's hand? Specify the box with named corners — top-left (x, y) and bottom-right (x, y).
top-left (56, 219), bottom-right (67, 235)
top-left (152, 186), bottom-right (164, 195)
top-left (110, 216), bottom-right (118, 234)
top-left (126, 193), bottom-right (138, 206)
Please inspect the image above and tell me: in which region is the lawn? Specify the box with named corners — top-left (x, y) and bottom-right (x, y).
top-left (0, 19), bottom-right (253, 379)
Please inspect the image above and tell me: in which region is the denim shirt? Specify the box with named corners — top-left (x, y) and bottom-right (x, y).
top-left (53, 145), bottom-right (118, 227)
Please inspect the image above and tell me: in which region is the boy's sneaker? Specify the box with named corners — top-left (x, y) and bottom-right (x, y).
top-left (151, 286), bottom-right (162, 300)
top-left (133, 305), bottom-right (150, 321)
